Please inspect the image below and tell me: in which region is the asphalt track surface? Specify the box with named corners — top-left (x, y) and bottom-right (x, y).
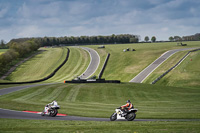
top-left (130, 47), bottom-right (200, 83)
top-left (77, 47), bottom-right (100, 79)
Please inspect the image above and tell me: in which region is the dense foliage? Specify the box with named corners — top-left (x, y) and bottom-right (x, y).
top-left (10, 34), bottom-right (139, 46)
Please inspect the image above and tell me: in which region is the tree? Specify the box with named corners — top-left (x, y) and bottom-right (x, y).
top-left (174, 36), bottom-right (182, 42)
top-left (151, 36), bottom-right (156, 42)
top-left (0, 40), bottom-right (6, 49)
top-left (144, 36), bottom-right (149, 42)
top-left (169, 36), bottom-right (174, 41)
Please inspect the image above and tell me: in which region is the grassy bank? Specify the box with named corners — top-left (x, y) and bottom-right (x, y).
top-left (3, 47), bottom-right (90, 83)
top-left (5, 47), bottom-right (67, 82)
top-left (86, 41), bottom-right (200, 82)
top-left (144, 50), bottom-right (200, 88)
top-left (157, 50), bottom-right (200, 88)
top-left (45, 47), bottom-right (90, 82)
top-left (0, 83), bottom-right (199, 119)
top-left (0, 118), bottom-right (199, 133)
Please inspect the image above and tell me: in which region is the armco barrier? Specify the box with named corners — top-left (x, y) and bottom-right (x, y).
top-left (64, 78), bottom-right (120, 83)
top-left (0, 48), bottom-right (70, 85)
top-left (98, 53), bottom-right (110, 79)
top-left (152, 48), bottom-right (200, 84)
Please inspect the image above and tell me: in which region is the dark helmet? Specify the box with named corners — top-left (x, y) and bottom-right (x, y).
top-left (126, 100), bottom-right (130, 103)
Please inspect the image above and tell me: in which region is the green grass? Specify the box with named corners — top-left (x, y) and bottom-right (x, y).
top-left (156, 50), bottom-right (200, 88)
top-left (86, 41), bottom-right (200, 82)
top-left (143, 50), bottom-right (191, 84)
top-left (3, 41), bottom-right (200, 84)
top-left (0, 118), bottom-right (199, 133)
top-left (45, 47), bottom-right (90, 82)
top-left (0, 49), bottom-right (8, 55)
top-left (4, 47), bottom-right (90, 83)
top-left (5, 47), bottom-right (67, 82)
top-left (0, 83), bottom-right (199, 119)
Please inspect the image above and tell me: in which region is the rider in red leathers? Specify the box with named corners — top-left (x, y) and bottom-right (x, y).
top-left (121, 100), bottom-right (134, 116)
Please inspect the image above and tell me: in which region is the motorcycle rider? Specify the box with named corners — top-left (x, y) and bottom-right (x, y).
top-left (121, 100), bottom-right (134, 116)
top-left (44, 100), bottom-right (58, 114)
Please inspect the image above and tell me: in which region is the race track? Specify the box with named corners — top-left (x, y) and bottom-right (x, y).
top-left (78, 47), bottom-right (100, 79)
top-left (130, 47), bottom-right (200, 83)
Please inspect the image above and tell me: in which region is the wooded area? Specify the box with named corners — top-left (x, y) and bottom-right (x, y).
top-left (9, 34), bottom-right (139, 46)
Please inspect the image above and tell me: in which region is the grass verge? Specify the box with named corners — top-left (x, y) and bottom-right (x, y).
top-left (0, 118), bottom-right (199, 133)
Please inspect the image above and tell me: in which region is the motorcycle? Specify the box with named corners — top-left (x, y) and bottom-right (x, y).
top-left (41, 105), bottom-right (60, 117)
top-left (110, 107), bottom-right (138, 121)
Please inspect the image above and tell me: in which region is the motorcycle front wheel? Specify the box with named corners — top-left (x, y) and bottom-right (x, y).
top-left (41, 111), bottom-right (45, 116)
top-left (110, 113), bottom-right (117, 121)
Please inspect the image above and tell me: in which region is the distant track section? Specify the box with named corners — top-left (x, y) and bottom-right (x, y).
top-left (78, 47), bottom-right (100, 79)
top-left (130, 47), bottom-right (200, 83)
top-left (0, 48), bottom-right (70, 85)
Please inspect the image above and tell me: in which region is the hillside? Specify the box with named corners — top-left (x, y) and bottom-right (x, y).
top-left (3, 47), bottom-right (90, 82)
top-left (87, 41), bottom-right (200, 85)
top-left (1, 41), bottom-right (200, 88)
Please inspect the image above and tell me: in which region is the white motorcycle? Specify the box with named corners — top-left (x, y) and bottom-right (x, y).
top-left (110, 107), bottom-right (138, 121)
top-left (41, 105), bottom-right (60, 117)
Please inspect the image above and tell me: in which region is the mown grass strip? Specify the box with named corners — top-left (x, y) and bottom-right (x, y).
top-left (0, 83), bottom-right (199, 119)
top-left (0, 118), bottom-right (200, 133)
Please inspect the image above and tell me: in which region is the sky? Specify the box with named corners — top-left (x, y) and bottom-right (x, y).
top-left (0, 0), bottom-right (200, 42)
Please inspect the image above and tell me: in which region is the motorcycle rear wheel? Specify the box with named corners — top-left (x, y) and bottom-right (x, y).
top-left (127, 113), bottom-right (136, 121)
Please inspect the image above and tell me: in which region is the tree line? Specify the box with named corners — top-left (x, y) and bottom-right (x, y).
top-left (10, 34), bottom-right (139, 47)
top-left (0, 39), bottom-right (40, 76)
top-left (169, 33), bottom-right (200, 42)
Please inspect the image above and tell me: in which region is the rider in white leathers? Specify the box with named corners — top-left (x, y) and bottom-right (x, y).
top-left (44, 100), bottom-right (58, 114)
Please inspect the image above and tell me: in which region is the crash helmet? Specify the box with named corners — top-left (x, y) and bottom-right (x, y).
top-left (126, 100), bottom-right (130, 103)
